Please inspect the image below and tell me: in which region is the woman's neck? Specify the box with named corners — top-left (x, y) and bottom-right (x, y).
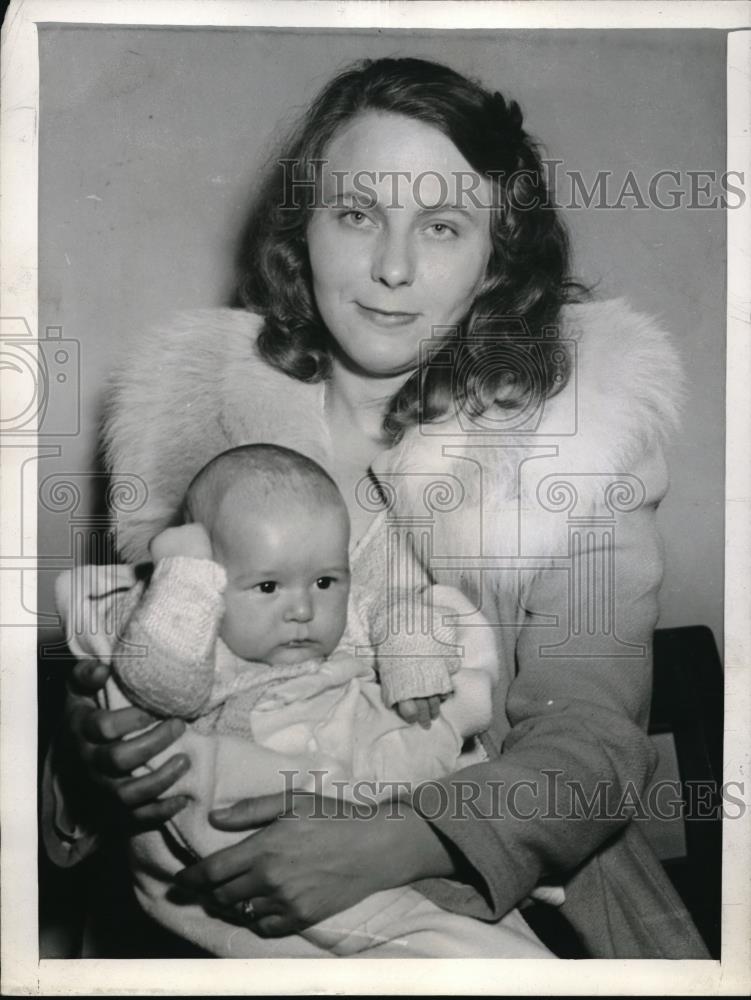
top-left (324, 359), bottom-right (414, 547)
top-left (326, 358), bottom-right (413, 445)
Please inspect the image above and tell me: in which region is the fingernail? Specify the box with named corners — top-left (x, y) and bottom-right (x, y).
top-left (175, 755), bottom-right (190, 774)
top-left (210, 807), bottom-right (231, 821)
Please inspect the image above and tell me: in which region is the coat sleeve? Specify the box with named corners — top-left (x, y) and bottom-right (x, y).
top-left (412, 457), bottom-right (665, 922)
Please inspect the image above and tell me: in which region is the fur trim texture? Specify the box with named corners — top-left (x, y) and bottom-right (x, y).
top-left (105, 301), bottom-right (684, 565)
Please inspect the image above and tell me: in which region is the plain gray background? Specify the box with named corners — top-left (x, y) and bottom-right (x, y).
top-left (37, 25), bottom-right (726, 654)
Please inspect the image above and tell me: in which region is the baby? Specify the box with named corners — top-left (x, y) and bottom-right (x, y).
top-left (61, 444), bottom-right (552, 958)
top-left (112, 443), bottom-right (482, 746)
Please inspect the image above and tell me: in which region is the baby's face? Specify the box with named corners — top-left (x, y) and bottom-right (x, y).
top-left (212, 492), bottom-right (351, 665)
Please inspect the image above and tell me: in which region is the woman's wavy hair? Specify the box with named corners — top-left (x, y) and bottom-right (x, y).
top-left (238, 57), bottom-right (586, 442)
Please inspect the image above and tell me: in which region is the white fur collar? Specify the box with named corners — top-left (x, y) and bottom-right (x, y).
top-left (106, 300), bottom-right (683, 563)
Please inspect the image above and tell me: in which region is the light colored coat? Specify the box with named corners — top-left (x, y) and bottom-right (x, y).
top-left (100, 301), bottom-right (705, 957)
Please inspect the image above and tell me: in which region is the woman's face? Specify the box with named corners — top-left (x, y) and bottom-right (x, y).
top-left (306, 112), bottom-right (493, 379)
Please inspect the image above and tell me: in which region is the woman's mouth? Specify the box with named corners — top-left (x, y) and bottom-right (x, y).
top-left (356, 303), bottom-right (420, 327)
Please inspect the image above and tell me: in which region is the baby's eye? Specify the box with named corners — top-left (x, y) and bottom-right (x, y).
top-left (255, 581), bottom-right (277, 594)
top-left (315, 576), bottom-right (336, 590)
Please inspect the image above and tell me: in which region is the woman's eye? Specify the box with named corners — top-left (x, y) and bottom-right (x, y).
top-left (316, 576), bottom-right (335, 590)
top-left (340, 209), bottom-right (374, 228)
top-left (255, 581), bottom-right (277, 594)
top-left (427, 221), bottom-right (457, 238)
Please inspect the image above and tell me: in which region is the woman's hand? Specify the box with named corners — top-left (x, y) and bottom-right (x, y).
top-left (67, 659), bottom-right (190, 829)
top-left (174, 791), bottom-right (457, 937)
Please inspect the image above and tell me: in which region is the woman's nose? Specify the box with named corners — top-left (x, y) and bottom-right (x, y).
top-left (371, 229), bottom-right (414, 287)
top-left (283, 591), bottom-right (313, 622)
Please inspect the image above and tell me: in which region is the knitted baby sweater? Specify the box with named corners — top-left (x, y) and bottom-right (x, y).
top-left (111, 555), bottom-right (466, 738)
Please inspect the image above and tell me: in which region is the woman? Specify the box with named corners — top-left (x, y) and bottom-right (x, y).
top-left (49, 57), bottom-right (707, 958)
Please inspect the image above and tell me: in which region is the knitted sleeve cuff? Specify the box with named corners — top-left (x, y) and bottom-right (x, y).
top-left (378, 655), bottom-right (458, 708)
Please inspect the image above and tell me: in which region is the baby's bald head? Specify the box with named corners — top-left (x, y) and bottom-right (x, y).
top-left (184, 444), bottom-right (348, 543)
top-left (184, 445), bottom-right (351, 665)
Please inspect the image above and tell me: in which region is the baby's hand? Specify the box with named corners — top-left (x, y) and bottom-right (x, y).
top-left (149, 523), bottom-right (213, 563)
top-left (396, 695), bottom-right (444, 729)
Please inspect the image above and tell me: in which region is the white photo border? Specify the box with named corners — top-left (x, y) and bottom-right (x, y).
top-left (1, 1), bottom-right (749, 995)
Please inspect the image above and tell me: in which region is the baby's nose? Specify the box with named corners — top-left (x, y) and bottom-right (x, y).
top-left (284, 591), bottom-right (313, 622)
